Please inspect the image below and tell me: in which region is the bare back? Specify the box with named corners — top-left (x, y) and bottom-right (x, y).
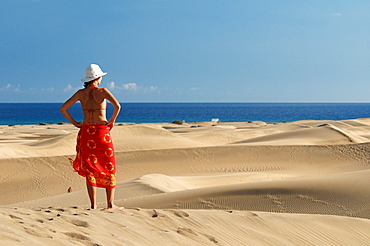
top-left (79, 87), bottom-right (107, 124)
top-left (60, 83), bottom-right (120, 128)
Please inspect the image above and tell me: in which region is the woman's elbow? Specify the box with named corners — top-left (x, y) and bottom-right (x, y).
top-left (60, 105), bottom-right (68, 113)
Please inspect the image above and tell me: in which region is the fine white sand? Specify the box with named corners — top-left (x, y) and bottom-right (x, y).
top-left (1, 119), bottom-right (370, 245)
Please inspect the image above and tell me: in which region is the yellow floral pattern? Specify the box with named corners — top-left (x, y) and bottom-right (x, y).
top-left (69, 124), bottom-right (116, 189)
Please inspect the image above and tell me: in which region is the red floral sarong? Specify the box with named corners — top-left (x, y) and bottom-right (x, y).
top-left (69, 124), bottom-right (116, 189)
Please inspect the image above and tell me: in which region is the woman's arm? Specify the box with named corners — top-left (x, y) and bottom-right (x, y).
top-left (103, 88), bottom-right (121, 127)
top-left (60, 91), bottom-right (83, 128)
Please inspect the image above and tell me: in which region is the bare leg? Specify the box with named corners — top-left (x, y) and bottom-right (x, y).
top-left (106, 188), bottom-right (124, 209)
top-left (86, 183), bottom-right (97, 209)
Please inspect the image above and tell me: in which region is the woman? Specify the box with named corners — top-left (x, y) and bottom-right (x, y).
top-left (60, 64), bottom-right (122, 209)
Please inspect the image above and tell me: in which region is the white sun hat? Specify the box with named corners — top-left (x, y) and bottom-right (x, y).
top-left (81, 64), bottom-right (107, 82)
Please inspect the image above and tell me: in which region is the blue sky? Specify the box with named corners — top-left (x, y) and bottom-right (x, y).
top-left (1, 0), bottom-right (370, 103)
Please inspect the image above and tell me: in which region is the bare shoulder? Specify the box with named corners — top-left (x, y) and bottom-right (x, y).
top-left (100, 87), bottom-right (110, 93)
top-left (73, 88), bottom-right (86, 98)
top-left (100, 87), bottom-right (119, 105)
top-left (75, 88), bottom-right (86, 95)
top-left (100, 87), bottom-right (113, 95)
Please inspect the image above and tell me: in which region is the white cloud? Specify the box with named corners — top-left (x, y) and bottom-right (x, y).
top-left (190, 87), bottom-right (197, 91)
top-left (107, 82), bottom-right (160, 93)
top-left (0, 83), bottom-right (20, 92)
top-left (123, 83), bottom-right (138, 91)
top-left (29, 87), bottom-right (57, 94)
top-left (108, 81), bottom-right (116, 90)
top-left (41, 87), bottom-right (55, 92)
top-left (143, 86), bottom-right (158, 93)
top-left (63, 84), bottom-right (73, 91)
top-left (333, 13), bottom-right (342, 16)
top-left (63, 84), bottom-right (80, 92)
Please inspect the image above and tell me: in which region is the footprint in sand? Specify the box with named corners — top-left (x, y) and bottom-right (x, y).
top-left (71, 219), bottom-right (90, 228)
top-left (62, 217), bottom-right (90, 228)
top-left (148, 209), bottom-right (166, 218)
top-left (24, 227), bottom-right (53, 239)
top-left (9, 214), bottom-right (23, 220)
top-left (64, 232), bottom-right (90, 241)
top-left (203, 234), bottom-right (219, 244)
top-left (177, 227), bottom-right (198, 236)
top-left (168, 210), bottom-right (190, 218)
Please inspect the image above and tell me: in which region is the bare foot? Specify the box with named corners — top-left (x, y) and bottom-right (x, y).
top-left (108, 205), bottom-right (124, 210)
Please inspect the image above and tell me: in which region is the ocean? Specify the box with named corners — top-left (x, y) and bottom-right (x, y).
top-left (1, 103), bottom-right (370, 125)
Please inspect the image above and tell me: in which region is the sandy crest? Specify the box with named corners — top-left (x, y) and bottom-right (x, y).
top-left (1, 207), bottom-right (370, 245)
top-left (1, 119), bottom-right (370, 245)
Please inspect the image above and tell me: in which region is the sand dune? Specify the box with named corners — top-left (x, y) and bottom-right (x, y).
top-left (120, 170), bottom-right (370, 219)
top-left (231, 124), bottom-right (356, 145)
top-left (0, 208), bottom-right (370, 245)
top-left (1, 207), bottom-right (370, 245)
top-left (18, 169), bottom-right (369, 218)
top-left (1, 119), bottom-right (370, 245)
